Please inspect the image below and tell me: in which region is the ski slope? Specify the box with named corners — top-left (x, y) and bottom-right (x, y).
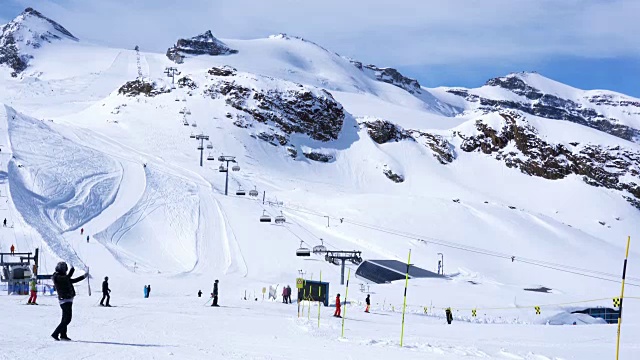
top-left (1, 10), bottom-right (640, 359)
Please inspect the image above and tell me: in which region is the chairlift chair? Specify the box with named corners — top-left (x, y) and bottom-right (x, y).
top-left (191, 122), bottom-right (197, 127)
top-left (296, 241), bottom-right (311, 257)
top-left (197, 145), bottom-right (204, 150)
top-left (249, 187), bottom-right (259, 197)
top-left (313, 239), bottom-right (327, 254)
top-left (219, 164), bottom-right (227, 172)
top-left (218, 155), bottom-right (225, 162)
top-left (186, 110), bottom-right (192, 115)
top-left (259, 210), bottom-right (272, 223)
top-left (274, 212), bottom-right (286, 224)
top-left (207, 142), bottom-right (213, 149)
top-left (207, 153), bottom-right (215, 161)
top-left (232, 164), bottom-right (240, 172)
top-left (189, 133), bottom-right (196, 138)
top-left (183, 121), bottom-right (189, 126)
top-left (236, 187), bottom-right (246, 196)
top-left (175, 97), bottom-right (180, 102)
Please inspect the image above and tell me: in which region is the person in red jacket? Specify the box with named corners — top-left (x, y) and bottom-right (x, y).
top-left (10, 244), bottom-right (15, 255)
top-left (333, 294), bottom-right (341, 318)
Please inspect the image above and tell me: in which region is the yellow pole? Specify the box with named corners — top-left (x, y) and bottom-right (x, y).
top-left (308, 275), bottom-right (312, 320)
top-left (616, 236), bottom-right (631, 360)
top-left (341, 268), bottom-right (351, 338)
top-left (318, 271), bottom-right (322, 328)
top-left (400, 249), bottom-right (412, 347)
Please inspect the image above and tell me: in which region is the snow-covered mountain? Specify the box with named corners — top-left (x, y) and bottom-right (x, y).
top-left (1, 8), bottom-right (640, 359)
top-left (0, 7), bottom-right (77, 76)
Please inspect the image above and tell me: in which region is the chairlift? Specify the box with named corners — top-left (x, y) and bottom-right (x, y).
top-left (207, 153), bottom-right (215, 161)
top-left (207, 142), bottom-right (213, 149)
top-left (232, 164), bottom-right (240, 172)
top-left (183, 121), bottom-right (189, 126)
top-left (189, 133), bottom-right (196, 138)
top-left (296, 241), bottom-right (311, 257)
top-left (249, 187), bottom-right (259, 197)
top-left (186, 110), bottom-right (192, 115)
top-left (274, 212), bottom-right (286, 224)
top-left (218, 155), bottom-right (225, 162)
top-left (350, 255), bottom-right (363, 265)
top-left (191, 122), bottom-right (197, 127)
top-left (179, 109), bottom-right (185, 114)
top-left (219, 164), bottom-right (227, 172)
top-left (259, 210), bottom-right (272, 223)
top-left (197, 145), bottom-right (204, 150)
top-left (174, 97), bottom-right (180, 102)
top-left (313, 239), bottom-right (327, 254)
top-left (236, 187), bottom-right (246, 196)
top-left (181, 98), bottom-right (187, 102)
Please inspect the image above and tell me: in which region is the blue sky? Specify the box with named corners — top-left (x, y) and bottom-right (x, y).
top-left (1, 0), bottom-right (638, 96)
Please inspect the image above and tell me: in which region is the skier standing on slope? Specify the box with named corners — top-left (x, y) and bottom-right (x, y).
top-left (100, 276), bottom-right (111, 307)
top-left (27, 277), bottom-right (38, 305)
top-left (147, 284), bottom-right (151, 298)
top-left (198, 290), bottom-right (202, 297)
top-left (51, 262), bottom-right (87, 341)
top-left (10, 244), bottom-right (15, 255)
top-left (286, 285), bottom-right (292, 304)
top-left (333, 294), bottom-right (341, 318)
top-left (86, 235), bottom-right (89, 243)
top-left (282, 287), bottom-right (287, 303)
top-left (3, 218), bottom-right (6, 227)
top-left (365, 294), bottom-right (370, 313)
top-left (80, 228), bottom-right (84, 235)
top-left (211, 280), bottom-right (219, 307)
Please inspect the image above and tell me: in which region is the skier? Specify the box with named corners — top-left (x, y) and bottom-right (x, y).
top-left (143, 285), bottom-right (148, 298)
top-left (333, 294), bottom-right (341, 318)
top-left (27, 277), bottom-right (38, 305)
top-left (210, 280), bottom-right (219, 307)
top-left (86, 235), bottom-right (90, 243)
top-left (10, 244), bottom-right (15, 255)
top-left (80, 228), bottom-right (84, 235)
top-left (198, 290), bottom-right (202, 298)
top-left (147, 284), bottom-right (151, 298)
top-left (365, 294), bottom-right (370, 313)
top-left (282, 286), bottom-right (287, 303)
top-left (100, 276), bottom-right (111, 307)
top-left (445, 308), bottom-right (453, 325)
top-left (3, 218), bottom-right (6, 227)
top-left (287, 285), bottom-right (292, 304)
top-left (51, 262), bottom-right (87, 341)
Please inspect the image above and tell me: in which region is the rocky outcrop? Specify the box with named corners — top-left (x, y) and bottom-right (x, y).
top-left (446, 74), bottom-right (640, 142)
top-left (118, 79), bottom-right (170, 97)
top-left (457, 112), bottom-right (640, 208)
top-left (303, 152), bottom-right (333, 163)
top-left (204, 78), bottom-right (345, 143)
top-left (362, 120), bottom-right (411, 144)
top-left (0, 8), bottom-right (77, 75)
top-left (177, 76), bottom-right (197, 90)
top-left (410, 131), bottom-right (456, 164)
top-left (208, 66), bottom-right (236, 77)
top-left (166, 31), bottom-right (237, 63)
top-left (383, 168), bottom-right (405, 183)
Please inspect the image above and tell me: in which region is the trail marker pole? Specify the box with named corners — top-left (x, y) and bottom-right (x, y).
top-left (318, 271), bottom-right (322, 328)
top-left (400, 249), bottom-right (411, 347)
top-left (341, 268), bottom-right (351, 338)
top-left (616, 236), bottom-right (631, 360)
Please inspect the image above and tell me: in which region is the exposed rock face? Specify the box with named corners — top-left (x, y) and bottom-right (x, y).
top-left (204, 77), bottom-right (345, 143)
top-left (177, 76), bottom-right (197, 90)
top-left (446, 74), bottom-right (640, 142)
top-left (303, 152), bottom-right (333, 163)
top-left (409, 131), bottom-right (456, 164)
top-left (208, 66), bottom-right (236, 77)
top-left (383, 169), bottom-right (404, 183)
top-left (0, 8), bottom-right (77, 75)
top-left (457, 112), bottom-right (640, 208)
top-left (118, 79), bottom-right (170, 97)
top-left (166, 30), bottom-right (237, 63)
top-left (362, 120), bottom-right (411, 144)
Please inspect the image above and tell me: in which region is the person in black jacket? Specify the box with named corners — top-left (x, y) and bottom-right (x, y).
top-left (365, 294), bottom-right (370, 313)
top-left (211, 280), bottom-right (219, 307)
top-left (51, 262), bottom-right (87, 341)
top-left (100, 276), bottom-right (111, 307)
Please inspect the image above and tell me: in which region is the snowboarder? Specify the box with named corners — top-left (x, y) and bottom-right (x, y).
top-left (211, 280), bottom-right (219, 307)
top-left (198, 290), bottom-right (202, 297)
top-left (333, 294), bottom-right (341, 318)
top-left (100, 276), bottom-right (111, 307)
top-left (80, 228), bottom-right (84, 235)
top-left (147, 284), bottom-right (151, 298)
top-left (10, 244), bottom-right (15, 255)
top-left (27, 277), bottom-right (38, 305)
top-left (86, 235), bottom-right (89, 243)
top-left (445, 308), bottom-right (453, 325)
top-left (51, 262), bottom-right (87, 341)
top-left (3, 218), bottom-right (6, 227)
top-left (365, 294), bottom-right (370, 313)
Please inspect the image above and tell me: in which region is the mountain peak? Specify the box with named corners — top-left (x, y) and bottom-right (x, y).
top-left (0, 7), bottom-right (77, 75)
top-left (166, 30), bottom-right (238, 63)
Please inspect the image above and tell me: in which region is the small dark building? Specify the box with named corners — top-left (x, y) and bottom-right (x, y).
top-left (355, 260), bottom-right (445, 284)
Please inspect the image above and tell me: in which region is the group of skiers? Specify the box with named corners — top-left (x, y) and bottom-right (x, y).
top-left (281, 285), bottom-right (293, 304)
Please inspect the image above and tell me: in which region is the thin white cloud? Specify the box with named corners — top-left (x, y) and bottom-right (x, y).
top-left (7, 0), bottom-right (639, 67)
